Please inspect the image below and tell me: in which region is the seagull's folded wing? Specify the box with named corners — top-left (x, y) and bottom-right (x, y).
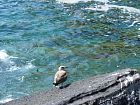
top-left (54, 71), bottom-right (67, 84)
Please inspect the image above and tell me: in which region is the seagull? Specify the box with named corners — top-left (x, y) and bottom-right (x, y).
top-left (53, 66), bottom-right (68, 88)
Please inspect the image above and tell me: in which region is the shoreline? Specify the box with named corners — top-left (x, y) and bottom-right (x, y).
top-left (3, 68), bottom-right (140, 105)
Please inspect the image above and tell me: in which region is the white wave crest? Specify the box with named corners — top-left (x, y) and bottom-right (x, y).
top-left (0, 50), bottom-right (9, 60)
top-left (0, 50), bottom-right (18, 61)
top-left (0, 95), bottom-right (13, 103)
top-left (128, 21), bottom-right (139, 27)
top-left (94, 0), bottom-right (109, 2)
top-left (0, 50), bottom-right (36, 72)
top-left (85, 4), bottom-right (140, 14)
top-left (0, 50), bottom-right (20, 72)
top-left (56, 0), bottom-right (109, 4)
top-left (56, 0), bottom-right (92, 4)
top-left (24, 62), bottom-right (35, 70)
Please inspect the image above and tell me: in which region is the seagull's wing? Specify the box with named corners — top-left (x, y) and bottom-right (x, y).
top-left (54, 71), bottom-right (67, 85)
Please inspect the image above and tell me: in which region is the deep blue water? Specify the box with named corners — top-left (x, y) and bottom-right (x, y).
top-left (0, 0), bottom-right (140, 103)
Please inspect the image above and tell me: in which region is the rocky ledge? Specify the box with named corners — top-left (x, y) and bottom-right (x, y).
top-left (3, 68), bottom-right (140, 105)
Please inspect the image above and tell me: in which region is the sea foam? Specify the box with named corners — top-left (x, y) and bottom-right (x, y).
top-left (56, 0), bottom-right (109, 4)
top-left (0, 50), bottom-right (35, 72)
top-left (0, 95), bottom-right (13, 104)
top-left (56, 0), bottom-right (92, 4)
top-left (85, 4), bottom-right (140, 14)
top-left (0, 50), bottom-right (9, 61)
top-left (0, 50), bottom-right (20, 72)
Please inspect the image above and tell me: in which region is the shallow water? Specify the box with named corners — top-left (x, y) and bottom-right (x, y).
top-left (0, 0), bottom-right (140, 103)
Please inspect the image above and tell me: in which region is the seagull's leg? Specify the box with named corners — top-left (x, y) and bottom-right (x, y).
top-left (62, 83), bottom-right (63, 88)
top-left (55, 85), bottom-right (60, 88)
top-left (60, 83), bottom-right (65, 89)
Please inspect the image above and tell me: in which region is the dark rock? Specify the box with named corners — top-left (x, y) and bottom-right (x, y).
top-left (3, 68), bottom-right (140, 105)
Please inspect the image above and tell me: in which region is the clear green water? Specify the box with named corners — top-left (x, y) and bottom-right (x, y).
top-left (0, 0), bottom-right (140, 103)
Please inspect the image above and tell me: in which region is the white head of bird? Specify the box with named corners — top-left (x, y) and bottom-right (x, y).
top-left (58, 66), bottom-right (67, 71)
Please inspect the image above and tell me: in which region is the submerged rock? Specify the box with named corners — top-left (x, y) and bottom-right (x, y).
top-left (3, 68), bottom-right (140, 105)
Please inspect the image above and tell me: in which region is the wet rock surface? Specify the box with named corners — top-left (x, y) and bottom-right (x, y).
top-left (3, 68), bottom-right (140, 105)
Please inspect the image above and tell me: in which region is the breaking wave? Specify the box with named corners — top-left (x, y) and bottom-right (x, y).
top-left (0, 95), bottom-right (13, 104)
top-left (0, 50), bottom-right (35, 72)
top-left (85, 4), bottom-right (140, 14)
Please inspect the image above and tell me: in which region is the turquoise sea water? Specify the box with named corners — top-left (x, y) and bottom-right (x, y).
top-left (0, 0), bottom-right (140, 103)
